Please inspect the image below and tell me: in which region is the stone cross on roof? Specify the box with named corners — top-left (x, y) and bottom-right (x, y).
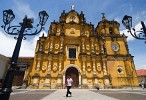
top-left (101, 13), bottom-right (105, 18)
top-left (71, 5), bottom-right (75, 10)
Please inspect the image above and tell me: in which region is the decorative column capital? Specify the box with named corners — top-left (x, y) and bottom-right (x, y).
top-left (82, 56), bottom-right (86, 61)
top-left (91, 56), bottom-right (96, 60)
top-left (90, 38), bottom-right (95, 42)
top-left (59, 56), bottom-right (63, 60)
top-left (81, 38), bottom-right (85, 41)
top-left (50, 37), bottom-right (54, 41)
top-left (60, 37), bottom-right (64, 41)
top-left (48, 55), bottom-right (52, 60)
top-left (37, 57), bottom-right (41, 60)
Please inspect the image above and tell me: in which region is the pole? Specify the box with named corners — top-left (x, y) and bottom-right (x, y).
top-left (0, 23), bottom-right (25, 100)
top-left (0, 10), bottom-right (48, 99)
top-left (141, 21), bottom-right (146, 37)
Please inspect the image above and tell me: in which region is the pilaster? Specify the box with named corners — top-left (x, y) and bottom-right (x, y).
top-left (49, 37), bottom-right (54, 54)
top-left (59, 37), bottom-right (64, 53)
top-left (90, 38), bottom-right (95, 54)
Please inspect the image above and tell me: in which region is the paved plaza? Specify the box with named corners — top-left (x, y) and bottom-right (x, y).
top-left (9, 88), bottom-right (146, 100)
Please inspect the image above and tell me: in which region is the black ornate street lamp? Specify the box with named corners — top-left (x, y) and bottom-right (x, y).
top-left (122, 15), bottom-right (146, 43)
top-left (0, 9), bottom-right (49, 100)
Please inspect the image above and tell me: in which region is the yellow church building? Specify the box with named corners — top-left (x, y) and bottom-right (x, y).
top-left (23, 6), bottom-right (138, 89)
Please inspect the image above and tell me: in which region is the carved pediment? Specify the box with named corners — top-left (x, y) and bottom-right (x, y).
top-left (66, 12), bottom-right (79, 23)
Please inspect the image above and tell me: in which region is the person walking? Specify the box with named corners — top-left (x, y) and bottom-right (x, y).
top-left (66, 75), bottom-right (73, 97)
top-left (141, 80), bottom-right (145, 89)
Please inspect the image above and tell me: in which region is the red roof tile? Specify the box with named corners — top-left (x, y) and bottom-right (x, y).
top-left (136, 69), bottom-right (146, 76)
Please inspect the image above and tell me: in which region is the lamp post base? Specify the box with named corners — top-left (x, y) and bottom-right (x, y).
top-left (0, 91), bottom-right (10, 100)
top-left (0, 67), bottom-right (15, 100)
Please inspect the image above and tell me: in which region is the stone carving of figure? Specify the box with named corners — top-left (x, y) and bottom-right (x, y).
top-left (71, 5), bottom-right (75, 10)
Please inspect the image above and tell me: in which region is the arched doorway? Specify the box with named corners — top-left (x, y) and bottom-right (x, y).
top-left (65, 67), bottom-right (79, 87)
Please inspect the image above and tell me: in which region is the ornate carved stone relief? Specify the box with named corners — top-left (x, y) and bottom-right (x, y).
top-left (56, 29), bottom-right (60, 36)
top-left (70, 28), bottom-right (75, 34)
top-left (70, 40), bottom-right (75, 44)
top-left (55, 44), bottom-right (59, 49)
top-left (97, 66), bottom-right (102, 72)
top-left (87, 66), bottom-right (92, 72)
top-left (86, 45), bottom-right (90, 50)
top-left (42, 65), bottom-right (47, 71)
top-left (45, 43), bottom-right (49, 49)
top-left (53, 65), bottom-right (58, 72)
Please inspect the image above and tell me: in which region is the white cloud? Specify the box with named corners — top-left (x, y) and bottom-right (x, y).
top-left (0, 0), bottom-right (47, 57)
top-left (133, 54), bottom-right (146, 70)
top-left (0, 30), bottom-right (47, 57)
top-left (0, 31), bottom-right (16, 57)
top-left (13, 0), bottom-right (36, 19)
top-left (120, 29), bottom-right (135, 41)
top-left (114, 17), bottom-right (120, 23)
top-left (120, 22), bottom-right (143, 41)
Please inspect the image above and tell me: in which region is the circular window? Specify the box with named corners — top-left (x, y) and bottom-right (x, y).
top-left (111, 42), bottom-right (120, 51)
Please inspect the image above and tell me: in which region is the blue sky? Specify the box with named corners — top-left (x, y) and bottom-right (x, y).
top-left (0, 0), bottom-right (146, 70)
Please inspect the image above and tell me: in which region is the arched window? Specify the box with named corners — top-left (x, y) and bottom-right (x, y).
top-left (109, 27), bottom-right (113, 34)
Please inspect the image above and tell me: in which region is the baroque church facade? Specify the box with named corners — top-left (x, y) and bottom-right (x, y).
top-left (27, 7), bottom-right (138, 89)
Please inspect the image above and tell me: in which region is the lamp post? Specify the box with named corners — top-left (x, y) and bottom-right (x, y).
top-left (122, 15), bottom-right (146, 43)
top-left (0, 9), bottom-right (49, 100)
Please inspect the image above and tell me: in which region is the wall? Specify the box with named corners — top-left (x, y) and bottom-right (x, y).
top-left (0, 54), bottom-right (9, 86)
